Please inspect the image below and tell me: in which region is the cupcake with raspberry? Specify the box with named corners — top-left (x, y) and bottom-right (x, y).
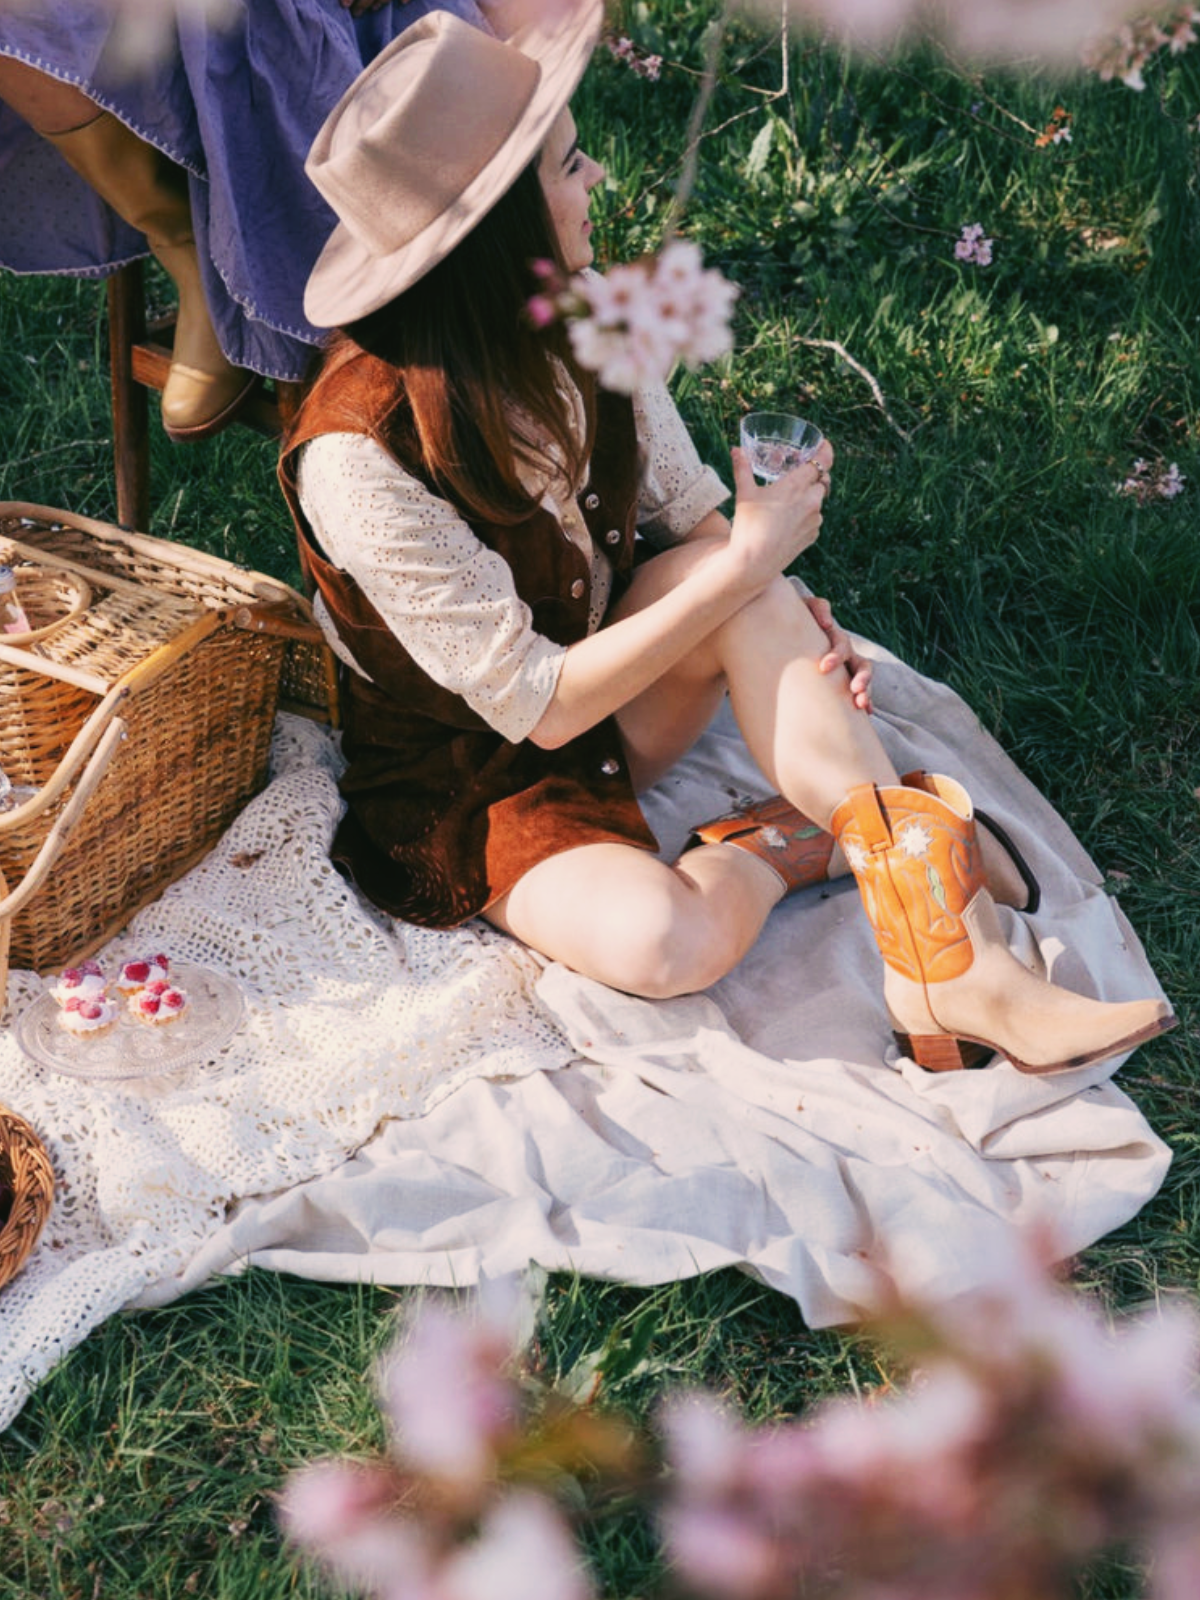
top-left (127, 980), bottom-right (189, 1027)
top-left (59, 993), bottom-right (120, 1039)
top-left (50, 959), bottom-right (108, 1007)
top-left (115, 954), bottom-right (171, 996)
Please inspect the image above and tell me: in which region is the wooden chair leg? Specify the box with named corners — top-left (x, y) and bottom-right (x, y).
top-left (107, 260), bottom-right (150, 532)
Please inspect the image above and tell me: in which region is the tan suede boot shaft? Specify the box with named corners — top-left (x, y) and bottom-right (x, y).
top-left (45, 112), bottom-right (254, 439)
top-left (831, 775), bottom-right (1173, 1074)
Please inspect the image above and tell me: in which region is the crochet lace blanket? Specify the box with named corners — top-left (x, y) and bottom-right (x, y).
top-left (0, 716), bottom-right (574, 1429)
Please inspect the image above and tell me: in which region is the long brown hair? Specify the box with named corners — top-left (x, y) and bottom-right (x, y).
top-left (328, 159), bottom-right (596, 525)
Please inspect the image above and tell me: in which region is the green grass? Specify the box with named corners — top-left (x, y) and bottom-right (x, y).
top-left (2, 4), bottom-right (1199, 1595)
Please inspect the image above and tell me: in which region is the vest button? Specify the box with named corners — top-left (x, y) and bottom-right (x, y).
top-left (600, 758), bottom-right (620, 776)
top-left (584, 492), bottom-right (600, 511)
top-left (570, 578), bottom-right (586, 600)
top-left (604, 528), bottom-right (621, 546)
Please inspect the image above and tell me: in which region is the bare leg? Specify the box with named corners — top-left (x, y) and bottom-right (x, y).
top-left (610, 537), bottom-right (896, 816)
top-left (486, 838), bottom-right (784, 999)
top-left (488, 539), bottom-right (895, 996)
top-left (0, 56), bottom-right (99, 134)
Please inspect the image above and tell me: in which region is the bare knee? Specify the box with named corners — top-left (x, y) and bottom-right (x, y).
top-left (733, 575), bottom-right (828, 652)
top-left (599, 877), bottom-right (744, 999)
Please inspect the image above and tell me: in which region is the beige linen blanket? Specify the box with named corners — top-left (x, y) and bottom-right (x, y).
top-left (0, 640), bottom-right (1171, 1428)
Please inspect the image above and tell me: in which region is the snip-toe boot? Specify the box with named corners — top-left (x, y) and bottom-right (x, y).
top-left (691, 773), bottom-right (1040, 911)
top-left (45, 111), bottom-right (256, 441)
top-left (828, 774), bottom-right (1174, 1074)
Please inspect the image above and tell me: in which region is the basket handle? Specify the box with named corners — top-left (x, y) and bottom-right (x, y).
top-left (0, 716), bottom-right (126, 926)
top-left (0, 678), bottom-right (134, 833)
top-left (228, 598), bottom-right (326, 645)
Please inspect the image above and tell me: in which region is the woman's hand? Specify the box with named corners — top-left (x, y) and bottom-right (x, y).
top-left (725, 438), bottom-right (834, 593)
top-left (804, 595), bottom-right (874, 713)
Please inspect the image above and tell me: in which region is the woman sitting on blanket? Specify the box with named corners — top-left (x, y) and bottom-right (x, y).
top-left (279, 0), bottom-right (1172, 1077)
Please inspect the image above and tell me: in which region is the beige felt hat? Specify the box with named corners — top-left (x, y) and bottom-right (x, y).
top-left (304, 0), bottom-right (604, 328)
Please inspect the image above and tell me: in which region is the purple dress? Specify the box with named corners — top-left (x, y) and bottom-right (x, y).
top-left (0, 0), bottom-right (489, 379)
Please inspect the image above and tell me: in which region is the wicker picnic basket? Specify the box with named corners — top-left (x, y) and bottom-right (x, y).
top-left (0, 1102), bottom-right (54, 1291)
top-left (0, 501), bottom-right (337, 1009)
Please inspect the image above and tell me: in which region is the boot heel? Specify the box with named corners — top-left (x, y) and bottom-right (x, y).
top-left (892, 1030), bottom-right (994, 1073)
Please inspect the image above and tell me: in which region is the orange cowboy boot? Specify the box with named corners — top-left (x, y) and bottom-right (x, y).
top-left (828, 774), bottom-right (1173, 1075)
top-left (690, 773), bottom-right (1039, 910)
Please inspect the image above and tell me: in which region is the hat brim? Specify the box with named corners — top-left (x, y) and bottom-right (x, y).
top-left (304, 0), bottom-right (603, 329)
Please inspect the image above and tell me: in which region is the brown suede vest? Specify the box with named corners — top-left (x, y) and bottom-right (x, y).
top-left (279, 345), bottom-right (657, 928)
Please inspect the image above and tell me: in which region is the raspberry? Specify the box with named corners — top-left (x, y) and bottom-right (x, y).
top-left (163, 990), bottom-right (185, 1010)
top-left (61, 968), bottom-right (82, 985)
top-left (145, 980), bottom-right (169, 997)
top-left (82, 960), bottom-right (104, 976)
top-left (81, 1002), bottom-right (104, 1021)
top-left (65, 997), bottom-right (82, 1012)
top-left (124, 961), bottom-right (150, 983)
top-left (141, 996), bottom-right (161, 1015)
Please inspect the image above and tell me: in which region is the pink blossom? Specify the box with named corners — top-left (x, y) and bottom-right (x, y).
top-left (566, 241), bottom-right (739, 393)
top-left (1080, 10), bottom-right (1200, 88)
top-left (442, 1496), bottom-right (595, 1600)
top-left (52, 0), bottom-right (235, 69)
top-left (1117, 457), bottom-right (1187, 503)
top-left (659, 1503), bottom-right (783, 1600)
top-left (526, 294), bottom-right (559, 329)
top-left (377, 1298), bottom-right (519, 1490)
top-left (278, 1458), bottom-right (400, 1546)
top-left (741, 0), bottom-right (1159, 64)
top-left (604, 32), bottom-right (663, 78)
top-left (278, 1460), bottom-right (436, 1597)
top-left (954, 223), bottom-right (994, 266)
top-left (660, 1393), bottom-right (756, 1495)
top-left (1147, 1516), bottom-right (1200, 1600)
top-left (1049, 1303), bottom-right (1200, 1460)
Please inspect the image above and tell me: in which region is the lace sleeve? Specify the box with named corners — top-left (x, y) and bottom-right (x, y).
top-left (634, 380), bottom-right (730, 545)
top-left (296, 433), bottom-right (565, 745)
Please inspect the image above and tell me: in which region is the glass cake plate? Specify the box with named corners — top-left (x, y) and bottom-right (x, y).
top-left (16, 962), bottom-right (246, 1081)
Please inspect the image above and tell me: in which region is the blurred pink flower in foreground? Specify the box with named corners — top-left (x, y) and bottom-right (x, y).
top-left (658, 1237), bottom-right (1200, 1600)
top-left (532, 242), bottom-right (739, 393)
top-left (10, 0), bottom-right (236, 69)
top-left (740, 0), bottom-right (1174, 63)
top-left (281, 1238), bottom-right (1200, 1600)
top-left (954, 223), bottom-right (994, 266)
top-left (1082, 6), bottom-right (1200, 88)
top-left (377, 1296), bottom-right (518, 1492)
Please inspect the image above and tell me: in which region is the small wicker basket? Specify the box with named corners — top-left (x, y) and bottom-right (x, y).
top-left (0, 502), bottom-right (336, 1009)
top-left (0, 1101), bottom-right (54, 1292)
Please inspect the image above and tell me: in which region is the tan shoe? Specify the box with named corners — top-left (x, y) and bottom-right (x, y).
top-left (45, 111), bottom-right (256, 441)
top-left (830, 775), bottom-right (1174, 1074)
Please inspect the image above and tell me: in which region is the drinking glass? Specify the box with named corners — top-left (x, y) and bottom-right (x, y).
top-left (739, 412), bottom-right (824, 483)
